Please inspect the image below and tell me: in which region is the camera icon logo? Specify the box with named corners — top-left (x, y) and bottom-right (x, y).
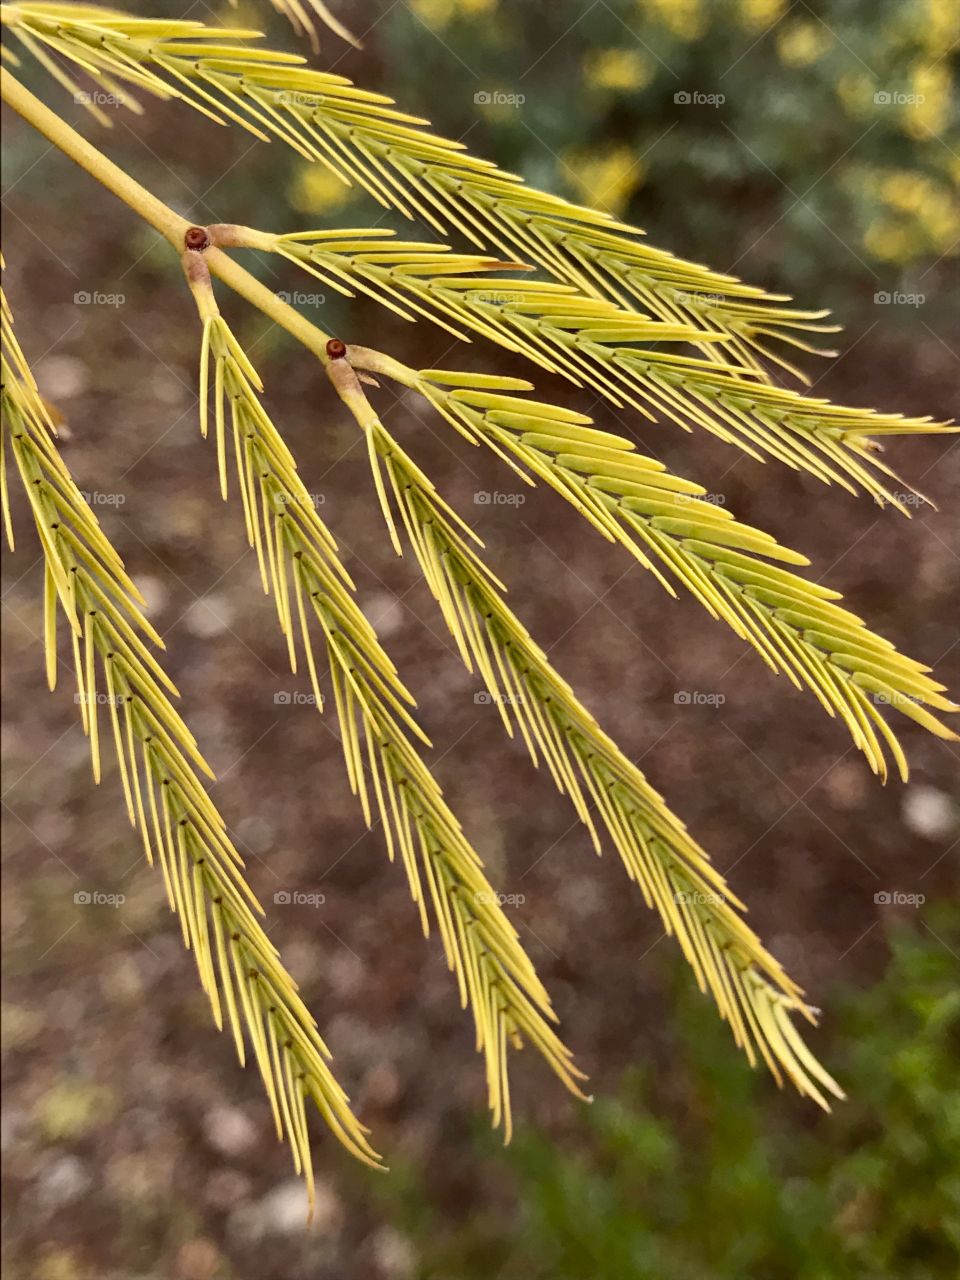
top-left (474, 691), bottom-right (492, 705)
top-left (74, 890), bottom-right (92, 905)
top-left (874, 891), bottom-right (892, 904)
top-left (874, 291), bottom-right (891, 304)
top-left (74, 291), bottom-right (91, 305)
top-left (674, 91), bottom-right (692, 105)
top-left (874, 91), bottom-right (891, 105)
top-left (674, 691), bottom-right (691, 704)
top-left (274, 890), bottom-right (291, 904)
top-left (274, 691), bottom-right (291, 704)
top-left (474, 491), bottom-right (491, 504)
top-left (474, 91), bottom-right (491, 105)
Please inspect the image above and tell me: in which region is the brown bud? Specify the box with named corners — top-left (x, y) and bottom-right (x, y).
top-left (184, 226), bottom-right (210, 252)
top-left (326, 338), bottom-right (347, 360)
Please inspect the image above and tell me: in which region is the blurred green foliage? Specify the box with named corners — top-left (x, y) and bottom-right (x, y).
top-left (347, 0), bottom-right (958, 324)
top-left (380, 908), bottom-right (960, 1280)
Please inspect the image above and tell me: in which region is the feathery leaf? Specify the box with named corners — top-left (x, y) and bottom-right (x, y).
top-left (349, 402), bottom-right (845, 1108)
top-left (185, 281), bottom-right (586, 1134)
top-left (268, 227), bottom-right (952, 510)
top-left (344, 350), bottom-right (957, 782)
top-left (0, 3), bottom-right (841, 369)
top-left (7, 7), bottom-right (951, 505)
top-left (1, 273), bottom-right (379, 1204)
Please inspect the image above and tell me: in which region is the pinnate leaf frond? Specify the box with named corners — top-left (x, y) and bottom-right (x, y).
top-left (347, 403), bottom-right (845, 1108)
top-left (186, 279), bottom-right (586, 1135)
top-left (268, 227), bottom-right (952, 510)
top-left (344, 351), bottom-right (958, 782)
top-left (1, 275), bottom-right (379, 1203)
top-left (2, 3), bottom-right (842, 370)
top-left (3, 3), bottom-right (955, 1167)
top-left (8, 5), bottom-right (952, 509)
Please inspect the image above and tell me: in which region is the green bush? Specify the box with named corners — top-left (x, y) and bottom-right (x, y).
top-left (382, 907), bottom-right (960, 1280)
top-left (376, 0), bottom-right (958, 321)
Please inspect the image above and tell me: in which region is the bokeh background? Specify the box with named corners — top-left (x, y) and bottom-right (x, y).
top-left (2, 1), bottom-right (958, 1277)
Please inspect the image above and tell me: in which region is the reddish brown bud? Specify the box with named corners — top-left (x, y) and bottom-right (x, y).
top-left (326, 338), bottom-right (347, 360)
top-left (184, 226), bottom-right (210, 252)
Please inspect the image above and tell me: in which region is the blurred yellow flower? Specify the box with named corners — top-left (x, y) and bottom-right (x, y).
top-left (943, 153), bottom-right (960, 189)
top-left (879, 170), bottom-right (931, 214)
top-left (290, 162), bottom-right (355, 216)
top-left (902, 62), bottom-right (951, 140)
top-left (410, 0), bottom-right (453, 26)
top-left (564, 145), bottom-right (645, 217)
top-left (411, 0), bottom-right (496, 26)
top-left (863, 220), bottom-right (918, 264)
top-left (737, 0), bottom-right (787, 35)
top-left (920, 192), bottom-right (960, 252)
top-left (861, 167), bottom-right (959, 261)
top-left (777, 20), bottom-right (833, 68)
top-left (637, 0), bottom-right (707, 41)
top-left (923, 0), bottom-right (960, 50)
top-left (584, 47), bottom-right (653, 93)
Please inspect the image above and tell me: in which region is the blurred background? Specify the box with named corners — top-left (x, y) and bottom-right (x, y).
top-left (1, 1), bottom-right (958, 1277)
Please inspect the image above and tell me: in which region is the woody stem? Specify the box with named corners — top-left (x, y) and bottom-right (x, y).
top-left (0, 71), bottom-right (336, 365)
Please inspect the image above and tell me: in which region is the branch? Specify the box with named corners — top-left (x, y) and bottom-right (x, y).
top-left (0, 71), bottom-right (336, 368)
